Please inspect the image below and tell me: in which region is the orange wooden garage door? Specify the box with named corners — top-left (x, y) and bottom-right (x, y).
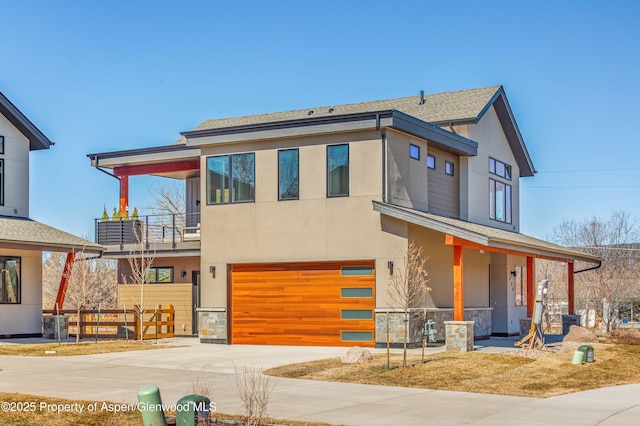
top-left (230, 261), bottom-right (375, 346)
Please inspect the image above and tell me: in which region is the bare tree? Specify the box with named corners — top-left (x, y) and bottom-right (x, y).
top-left (230, 363), bottom-right (275, 426)
top-left (124, 227), bottom-right (156, 340)
top-left (387, 241), bottom-right (431, 367)
top-left (551, 211), bottom-right (640, 332)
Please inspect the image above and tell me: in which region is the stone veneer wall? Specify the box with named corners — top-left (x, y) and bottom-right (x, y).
top-left (42, 315), bottom-right (68, 339)
top-left (198, 309), bottom-right (227, 344)
top-left (375, 308), bottom-right (492, 348)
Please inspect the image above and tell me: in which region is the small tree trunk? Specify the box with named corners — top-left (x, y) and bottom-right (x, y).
top-left (403, 310), bottom-right (408, 367)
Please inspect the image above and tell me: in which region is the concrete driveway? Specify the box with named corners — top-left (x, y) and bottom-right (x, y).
top-left (0, 338), bottom-right (638, 425)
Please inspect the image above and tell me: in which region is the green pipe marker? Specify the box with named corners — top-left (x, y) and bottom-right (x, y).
top-left (137, 385), bottom-right (166, 426)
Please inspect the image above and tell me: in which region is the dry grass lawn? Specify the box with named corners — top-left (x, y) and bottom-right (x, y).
top-left (0, 340), bottom-right (179, 356)
top-left (0, 392), bottom-right (338, 426)
top-left (265, 343), bottom-right (640, 398)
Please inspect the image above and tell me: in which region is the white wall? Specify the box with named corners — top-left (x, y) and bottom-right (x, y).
top-left (462, 106), bottom-right (520, 232)
top-left (0, 249), bottom-right (42, 335)
top-left (0, 113), bottom-right (30, 217)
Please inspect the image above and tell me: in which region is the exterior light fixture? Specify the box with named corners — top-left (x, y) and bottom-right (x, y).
top-left (387, 261), bottom-right (394, 275)
top-left (210, 266), bottom-right (216, 278)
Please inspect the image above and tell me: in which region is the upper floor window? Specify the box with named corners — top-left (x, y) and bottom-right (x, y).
top-left (426, 155), bottom-right (435, 170)
top-left (490, 178), bottom-right (512, 224)
top-left (0, 256), bottom-right (20, 304)
top-left (489, 157), bottom-right (512, 180)
top-left (146, 266), bottom-right (173, 283)
top-left (206, 153), bottom-right (255, 205)
top-left (0, 135), bottom-right (4, 154)
top-left (445, 161), bottom-right (454, 176)
top-left (409, 144), bottom-right (420, 160)
top-left (278, 149), bottom-right (299, 200)
top-left (327, 144), bottom-right (349, 197)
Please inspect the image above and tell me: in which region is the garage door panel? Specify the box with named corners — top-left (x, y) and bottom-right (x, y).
top-left (231, 261), bottom-right (375, 346)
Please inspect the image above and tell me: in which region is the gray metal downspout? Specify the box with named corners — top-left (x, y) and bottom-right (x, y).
top-left (93, 157), bottom-right (121, 184)
top-left (376, 114), bottom-right (387, 203)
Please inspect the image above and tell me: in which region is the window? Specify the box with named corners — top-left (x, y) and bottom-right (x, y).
top-left (514, 266), bottom-right (526, 306)
top-left (278, 149), bottom-right (299, 200)
top-left (0, 135), bottom-right (4, 154)
top-left (409, 144), bottom-right (420, 160)
top-left (427, 155), bottom-right (435, 170)
top-left (327, 144), bottom-right (349, 197)
top-left (206, 153), bottom-right (255, 204)
top-left (490, 178), bottom-right (512, 223)
top-left (0, 159), bottom-right (3, 206)
top-left (341, 265), bottom-right (373, 276)
top-left (489, 157), bottom-right (512, 181)
top-left (0, 257), bottom-right (21, 304)
top-left (146, 267), bottom-right (174, 283)
top-left (445, 161), bottom-right (454, 176)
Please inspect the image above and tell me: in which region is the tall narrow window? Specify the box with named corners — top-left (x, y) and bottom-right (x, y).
top-left (327, 144), bottom-right (349, 197)
top-left (206, 153), bottom-right (255, 204)
top-left (0, 159), bottom-right (4, 206)
top-left (445, 161), bottom-right (454, 176)
top-left (0, 257), bottom-right (20, 304)
top-left (490, 178), bottom-right (512, 224)
top-left (278, 149), bottom-right (299, 200)
top-left (0, 135), bottom-right (4, 154)
top-left (232, 153), bottom-right (255, 203)
top-left (514, 266), bottom-right (526, 306)
top-left (427, 154), bottom-right (435, 170)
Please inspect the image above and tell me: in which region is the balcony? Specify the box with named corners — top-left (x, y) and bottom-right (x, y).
top-left (95, 212), bottom-right (201, 257)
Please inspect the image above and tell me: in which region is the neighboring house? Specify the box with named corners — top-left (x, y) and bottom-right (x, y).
top-left (0, 92), bottom-right (102, 338)
top-left (88, 85), bottom-right (600, 347)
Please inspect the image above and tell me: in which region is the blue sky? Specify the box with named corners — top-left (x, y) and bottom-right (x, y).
top-left (2, 0), bottom-right (639, 240)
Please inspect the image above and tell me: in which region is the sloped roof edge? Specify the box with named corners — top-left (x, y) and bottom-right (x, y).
top-left (373, 201), bottom-right (601, 264)
top-left (0, 92), bottom-right (53, 151)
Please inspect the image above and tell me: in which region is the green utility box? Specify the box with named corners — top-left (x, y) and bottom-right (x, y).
top-left (578, 345), bottom-right (594, 363)
top-left (176, 394), bottom-right (211, 426)
top-left (137, 385), bottom-right (167, 426)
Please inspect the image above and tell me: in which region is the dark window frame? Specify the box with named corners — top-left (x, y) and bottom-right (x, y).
top-left (206, 152), bottom-right (255, 205)
top-left (146, 266), bottom-right (174, 284)
top-left (326, 144), bottom-right (349, 198)
top-left (445, 161), bottom-right (454, 176)
top-left (489, 157), bottom-right (512, 181)
top-left (0, 256), bottom-right (21, 304)
top-left (0, 135), bottom-right (4, 154)
top-left (489, 178), bottom-right (512, 224)
top-left (278, 148), bottom-right (299, 201)
top-left (409, 144), bottom-right (420, 160)
top-left (426, 154), bottom-right (435, 170)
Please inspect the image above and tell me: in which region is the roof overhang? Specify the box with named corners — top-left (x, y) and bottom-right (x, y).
top-left (0, 91), bottom-right (53, 150)
top-left (432, 86), bottom-right (535, 177)
top-left (182, 110), bottom-right (478, 156)
top-left (373, 201), bottom-right (601, 264)
top-left (0, 217), bottom-right (103, 254)
top-left (88, 145), bottom-right (201, 179)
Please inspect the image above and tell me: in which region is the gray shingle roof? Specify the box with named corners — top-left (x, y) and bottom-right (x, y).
top-left (0, 217), bottom-right (102, 253)
top-left (373, 202), bottom-right (601, 264)
top-left (194, 85), bottom-right (501, 131)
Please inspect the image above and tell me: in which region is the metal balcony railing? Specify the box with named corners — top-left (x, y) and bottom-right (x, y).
top-left (95, 212), bottom-right (201, 250)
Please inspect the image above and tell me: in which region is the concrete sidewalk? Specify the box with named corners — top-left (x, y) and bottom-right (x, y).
top-left (0, 339), bottom-right (637, 425)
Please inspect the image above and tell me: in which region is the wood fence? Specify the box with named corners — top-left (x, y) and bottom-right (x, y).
top-left (43, 305), bottom-right (175, 340)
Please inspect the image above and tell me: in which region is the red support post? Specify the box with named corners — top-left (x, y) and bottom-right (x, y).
top-left (453, 245), bottom-right (464, 321)
top-left (568, 261), bottom-right (575, 315)
top-left (54, 252), bottom-right (76, 312)
top-left (119, 175), bottom-right (129, 217)
top-left (526, 257), bottom-right (535, 318)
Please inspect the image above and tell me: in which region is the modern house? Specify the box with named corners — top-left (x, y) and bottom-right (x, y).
top-left (0, 92), bottom-right (102, 338)
top-left (88, 85), bottom-right (600, 347)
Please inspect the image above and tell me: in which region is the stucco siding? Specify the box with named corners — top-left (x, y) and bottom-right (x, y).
top-left (197, 132), bottom-right (409, 309)
top-left (0, 249), bottom-right (42, 335)
top-left (0, 112), bottom-right (30, 217)
top-left (463, 106), bottom-right (520, 231)
top-left (386, 130), bottom-right (429, 211)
